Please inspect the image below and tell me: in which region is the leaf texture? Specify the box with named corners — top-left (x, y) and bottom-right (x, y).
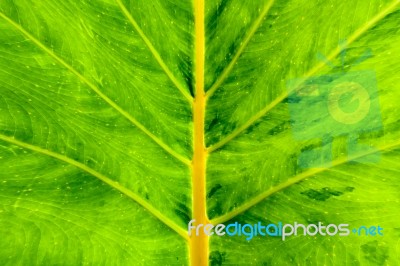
top-left (0, 0), bottom-right (400, 265)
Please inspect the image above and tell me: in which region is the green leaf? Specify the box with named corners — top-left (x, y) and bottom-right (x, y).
top-left (1, 0), bottom-right (400, 265)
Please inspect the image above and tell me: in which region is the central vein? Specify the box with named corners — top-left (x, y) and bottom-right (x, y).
top-left (191, 0), bottom-right (208, 265)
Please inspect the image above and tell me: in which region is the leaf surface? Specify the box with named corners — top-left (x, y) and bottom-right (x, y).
top-left (1, 0), bottom-right (400, 265)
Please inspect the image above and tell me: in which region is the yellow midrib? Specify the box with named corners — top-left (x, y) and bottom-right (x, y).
top-left (191, 2), bottom-right (400, 264)
top-left (190, 0), bottom-right (208, 265)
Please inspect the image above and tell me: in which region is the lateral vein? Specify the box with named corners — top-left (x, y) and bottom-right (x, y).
top-left (205, 0), bottom-right (275, 99)
top-left (207, 0), bottom-right (400, 153)
top-left (0, 134), bottom-right (189, 240)
top-left (115, 0), bottom-right (193, 103)
top-left (211, 138), bottom-right (400, 225)
top-left (0, 12), bottom-right (190, 166)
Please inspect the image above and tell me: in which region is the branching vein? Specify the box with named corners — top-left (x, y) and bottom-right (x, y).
top-left (0, 11), bottom-right (190, 166)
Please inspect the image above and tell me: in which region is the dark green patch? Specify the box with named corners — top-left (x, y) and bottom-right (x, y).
top-left (206, 120), bottom-right (238, 147)
top-left (209, 251), bottom-right (226, 266)
top-left (300, 143), bottom-right (322, 153)
top-left (361, 240), bottom-right (389, 265)
top-left (207, 117), bottom-right (220, 131)
top-left (244, 119), bottom-right (263, 135)
top-left (208, 202), bottom-right (224, 219)
top-left (345, 186), bottom-right (355, 192)
top-left (304, 211), bottom-right (326, 225)
top-left (85, 158), bottom-right (97, 168)
top-left (301, 187), bottom-right (354, 201)
top-left (177, 52), bottom-right (194, 97)
top-left (175, 202), bottom-right (191, 225)
top-left (266, 121), bottom-right (290, 136)
top-left (207, 184), bottom-right (222, 199)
